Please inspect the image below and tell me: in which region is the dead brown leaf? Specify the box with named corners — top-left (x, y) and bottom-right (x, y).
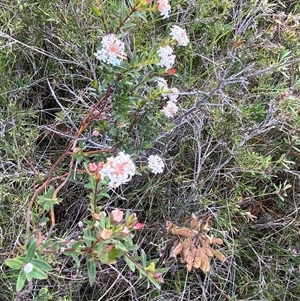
top-left (167, 215), bottom-right (226, 273)
top-left (170, 242), bottom-right (183, 257)
top-left (197, 247), bottom-right (210, 272)
top-left (211, 237), bottom-right (223, 245)
top-left (166, 221), bottom-right (194, 237)
top-left (211, 249), bottom-right (226, 263)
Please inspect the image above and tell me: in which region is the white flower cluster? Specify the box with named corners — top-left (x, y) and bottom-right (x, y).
top-left (157, 0), bottom-right (171, 19)
top-left (170, 25), bottom-right (189, 46)
top-left (100, 152), bottom-right (136, 188)
top-left (156, 77), bottom-right (169, 93)
top-left (162, 100), bottom-right (178, 118)
top-left (168, 87), bottom-right (179, 102)
top-left (94, 34), bottom-right (126, 66)
top-left (156, 78), bottom-right (179, 118)
top-left (157, 46), bottom-right (175, 70)
top-left (148, 155), bottom-right (165, 174)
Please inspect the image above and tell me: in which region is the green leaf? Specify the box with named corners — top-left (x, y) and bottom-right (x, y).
top-left (141, 249), bottom-right (147, 268)
top-left (98, 251), bottom-right (108, 264)
top-left (108, 248), bottom-right (126, 260)
top-left (38, 216), bottom-right (49, 226)
top-left (96, 240), bottom-right (104, 256)
top-left (91, 6), bottom-right (101, 16)
top-left (4, 258), bottom-right (25, 270)
top-left (134, 11), bottom-right (148, 23)
top-left (83, 228), bottom-right (93, 246)
top-left (31, 258), bottom-right (52, 271)
top-left (115, 241), bottom-right (128, 252)
top-left (155, 267), bottom-right (170, 274)
top-left (16, 270), bottom-right (27, 292)
top-left (123, 235), bottom-right (134, 246)
top-left (37, 186), bottom-right (63, 210)
top-left (71, 240), bottom-right (84, 252)
top-left (120, 2), bottom-right (127, 21)
top-left (30, 266), bottom-right (48, 280)
top-left (26, 238), bottom-right (37, 262)
top-left (124, 255), bottom-right (136, 272)
top-left (87, 256), bottom-right (96, 286)
top-left (70, 253), bottom-right (81, 268)
top-left (44, 186), bottom-right (55, 198)
top-left (136, 264), bottom-right (147, 279)
top-left (25, 272), bottom-right (33, 281)
top-left (84, 236), bottom-right (97, 243)
top-left (146, 273), bottom-right (161, 290)
top-left (96, 190), bottom-right (110, 202)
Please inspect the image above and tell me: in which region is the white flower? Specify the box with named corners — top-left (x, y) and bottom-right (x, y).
top-left (157, 46), bottom-right (175, 70)
top-left (148, 155), bottom-right (164, 174)
top-left (157, 0), bottom-right (171, 19)
top-left (94, 34), bottom-right (126, 66)
top-left (156, 77), bottom-right (171, 98)
top-left (100, 152), bottom-right (136, 188)
top-left (169, 87), bottom-right (179, 102)
top-left (23, 263), bottom-right (34, 274)
top-left (156, 77), bottom-right (169, 91)
top-left (156, 79), bottom-right (179, 102)
top-left (170, 25), bottom-right (189, 46)
top-left (162, 100), bottom-right (178, 118)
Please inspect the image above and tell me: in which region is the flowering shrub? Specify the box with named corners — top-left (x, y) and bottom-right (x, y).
top-left (5, 0), bottom-right (189, 293)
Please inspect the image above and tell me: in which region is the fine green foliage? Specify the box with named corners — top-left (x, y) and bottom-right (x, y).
top-left (1, 0), bottom-right (300, 300)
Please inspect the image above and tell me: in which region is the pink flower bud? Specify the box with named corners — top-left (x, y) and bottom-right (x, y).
top-left (132, 222), bottom-right (145, 230)
top-left (110, 209), bottom-right (124, 224)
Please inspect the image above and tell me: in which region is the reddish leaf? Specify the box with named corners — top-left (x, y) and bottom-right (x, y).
top-left (132, 222), bottom-right (145, 230)
top-left (166, 68), bottom-right (176, 75)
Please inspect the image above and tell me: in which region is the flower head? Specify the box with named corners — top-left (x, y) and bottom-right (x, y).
top-left (170, 25), bottom-right (189, 46)
top-left (157, 0), bottom-right (171, 19)
top-left (100, 152), bottom-right (136, 188)
top-left (156, 77), bottom-right (171, 96)
top-left (23, 263), bottom-right (34, 274)
top-left (95, 34), bottom-right (126, 66)
top-left (169, 87), bottom-right (179, 102)
top-left (89, 162), bottom-right (104, 173)
top-left (162, 100), bottom-right (178, 118)
top-left (148, 155), bottom-right (165, 174)
top-left (157, 46), bottom-right (175, 70)
top-left (132, 222), bottom-right (145, 230)
top-left (110, 208), bottom-right (124, 224)
top-left (156, 77), bottom-right (169, 91)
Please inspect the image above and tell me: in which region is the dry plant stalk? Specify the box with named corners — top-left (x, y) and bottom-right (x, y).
top-left (167, 215), bottom-right (226, 272)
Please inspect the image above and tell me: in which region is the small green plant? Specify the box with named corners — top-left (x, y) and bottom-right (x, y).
top-left (5, 236), bottom-right (52, 292)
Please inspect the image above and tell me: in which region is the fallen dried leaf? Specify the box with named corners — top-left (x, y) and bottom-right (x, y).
top-left (211, 238), bottom-right (223, 245)
top-left (167, 215), bottom-right (226, 273)
top-left (212, 249), bottom-right (226, 263)
top-left (170, 242), bottom-right (183, 257)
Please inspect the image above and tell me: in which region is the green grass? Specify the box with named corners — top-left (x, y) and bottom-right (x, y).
top-left (1, 0), bottom-right (300, 300)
